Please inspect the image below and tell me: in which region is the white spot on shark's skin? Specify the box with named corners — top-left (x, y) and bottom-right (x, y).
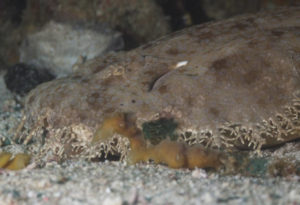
top-left (175, 61), bottom-right (188, 69)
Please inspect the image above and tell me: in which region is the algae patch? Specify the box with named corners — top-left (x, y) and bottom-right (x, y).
top-left (142, 118), bottom-right (178, 145)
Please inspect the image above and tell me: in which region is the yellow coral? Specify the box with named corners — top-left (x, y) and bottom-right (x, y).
top-left (5, 154), bottom-right (31, 170)
top-left (93, 113), bottom-right (222, 169)
top-left (93, 113), bottom-right (138, 143)
top-left (0, 152), bottom-right (31, 170)
top-left (0, 152), bottom-right (12, 168)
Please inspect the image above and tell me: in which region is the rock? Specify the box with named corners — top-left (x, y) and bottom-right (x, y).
top-left (157, 0), bottom-right (299, 30)
top-left (22, 8), bottom-right (300, 161)
top-left (4, 63), bottom-right (55, 96)
top-left (0, 0), bottom-right (26, 67)
top-left (20, 21), bottom-right (123, 77)
top-left (0, 0), bottom-right (169, 70)
top-left (96, 0), bottom-right (171, 48)
top-left (22, 0), bottom-right (170, 49)
top-left (201, 0), bottom-right (299, 20)
top-left (0, 72), bottom-right (15, 112)
top-left (1, 0), bottom-right (297, 69)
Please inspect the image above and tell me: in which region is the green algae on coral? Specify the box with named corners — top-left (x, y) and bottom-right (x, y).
top-left (142, 118), bottom-right (178, 145)
top-left (245, 157), bottom-right (269, 177)
top-left (223, 153), bottom-right (300, 177)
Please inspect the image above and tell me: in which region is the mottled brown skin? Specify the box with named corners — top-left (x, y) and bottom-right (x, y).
top-left (24, 8), bottom-right (300, 164)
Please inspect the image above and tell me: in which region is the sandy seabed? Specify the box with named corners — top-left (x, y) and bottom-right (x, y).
top-left (0, 160), bottom-right (299, 205)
